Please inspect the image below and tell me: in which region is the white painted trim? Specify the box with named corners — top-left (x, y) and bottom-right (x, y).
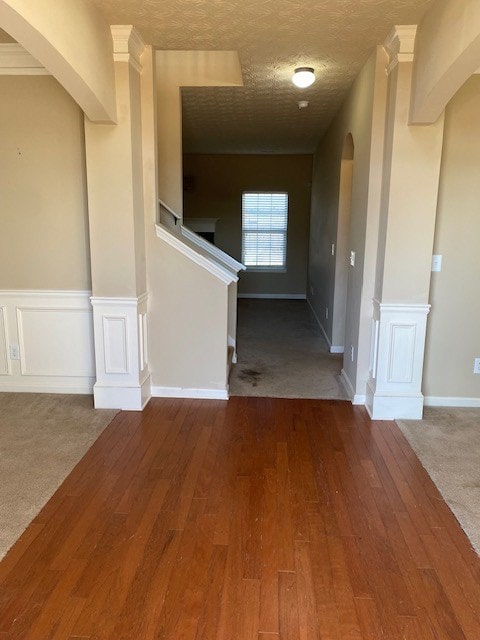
top-left (424, 396), bottom-right (480, 408)
top-left (238, 293), bottom-right (306, 299)
top-left (374, 300), bottom-right (431, 315)
top-left (0, 290), bottom-right (91, 298)
top-left (0, 290), bottom-right (94, 393)
top-left (151, 385), bottom-right (228, 400)
top-left (330, 346), bottom-right (345, 354)
top-left (156, 224), bottom-right (237, 285)
top-left (90, 294), bottom-right (147, 307)
top-left (111, 26), bottom-right (145, 73)
top-left (158, 199), bottom-right (181, 222)
top-left (0, 382), bottom-right (94, 394)
top-left (383, 25), bottom-right (417, 74)
top-left (0, 43), bottom-right (50, 75)
top-left (181, 225), bottom-right (246, 274)
top-left (90, 295), bottom-right (150, 410)
top-left (94, 375), bottom-right (151, 410)
top-left (366, 381), bottom-right (424, 419)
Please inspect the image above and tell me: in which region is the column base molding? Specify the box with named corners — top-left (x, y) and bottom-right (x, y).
top-left (91, 294), bottom-right (150, 411)
top-left (366, 380), bottom-right (424, 420)
top-left (93, 374), bottom-right (151, 410)
top-left (367, 300), bottom-right (430, 420)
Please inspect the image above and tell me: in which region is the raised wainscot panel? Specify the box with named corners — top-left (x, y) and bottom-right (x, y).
top-left (17, 307), bottom-right (95, 377)
top-left (103, 315), bottom-right (129, 374)
top-left (387, 323), bottom-right (416, 384)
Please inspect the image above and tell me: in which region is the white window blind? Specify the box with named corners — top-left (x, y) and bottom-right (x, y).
top-left (242, 192), bottom-right (288, 269)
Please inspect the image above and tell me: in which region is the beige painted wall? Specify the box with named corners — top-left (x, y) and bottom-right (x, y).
top-left (85, 58), bottom-right (147, 298)
top-left (155, 51), bottom-right (242, 216)
top-left (411, 0), bottom-right (480, 125)
top-left (0, 75), bottom-right (91, 290)
top-left (423, 75), bottom-right (480, 399)
top-left (308, 48), bottom-right (388, 394)
top-left (183, 154), bottom-right (312, 296)
top-left (147, 239), bottom-right (229, 391)
top-left (0, 0), bottom-right (116, 122)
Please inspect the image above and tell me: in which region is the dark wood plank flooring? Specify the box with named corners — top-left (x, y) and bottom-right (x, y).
top-left (1, 397), bottom-right (479, 639)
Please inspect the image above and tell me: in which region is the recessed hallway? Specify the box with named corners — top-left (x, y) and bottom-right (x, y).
top-left (229, 299), bottom-right (349, 400)
top-left (1, 397), bottom-right (479, 639)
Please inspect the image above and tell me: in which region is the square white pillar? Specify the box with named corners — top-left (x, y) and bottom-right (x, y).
top-left (91, 295), bottom-right (150, 410)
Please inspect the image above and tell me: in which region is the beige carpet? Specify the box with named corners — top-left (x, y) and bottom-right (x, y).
top-left (0, 393), bottom-right (118, 559)
top-left (397, 407), bottom-right (480, 555)
top-left (229, 299), bottom-right (349, 399)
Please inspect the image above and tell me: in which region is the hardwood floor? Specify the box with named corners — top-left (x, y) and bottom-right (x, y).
top-left (0, 397), bottom-right (479, 639)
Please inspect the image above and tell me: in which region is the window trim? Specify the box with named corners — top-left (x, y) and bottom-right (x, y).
top-left (241, 191), bottom-right (289, 272)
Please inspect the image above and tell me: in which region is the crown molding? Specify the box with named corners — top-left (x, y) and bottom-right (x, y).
top-left (0, 43), bottom-right (50, 75)
top-left (111, 25), bottom-right (145, 74)
top-left (383, 25), bottom-right (417, 75)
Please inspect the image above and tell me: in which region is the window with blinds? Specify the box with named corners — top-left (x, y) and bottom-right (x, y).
top-left (241, 192), bottom-right (288, 269)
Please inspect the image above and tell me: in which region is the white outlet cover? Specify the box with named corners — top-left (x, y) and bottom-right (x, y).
top-left (474, 358), bottom-right (480, 374)
top-left (349, 251), bottom-right (355, 267)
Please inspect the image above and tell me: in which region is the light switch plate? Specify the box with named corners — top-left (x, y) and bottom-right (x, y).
top-left (432, 254), bottom-right (442, 272)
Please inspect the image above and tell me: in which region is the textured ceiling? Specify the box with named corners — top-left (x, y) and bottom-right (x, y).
top-left (41, 2), bottom-right (442, 152)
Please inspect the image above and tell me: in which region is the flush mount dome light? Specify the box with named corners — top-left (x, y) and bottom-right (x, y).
top-left (292, 67), bottom-right (315, 88)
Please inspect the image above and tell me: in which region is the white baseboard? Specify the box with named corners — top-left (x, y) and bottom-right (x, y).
top-left (238, 293), bottom-right (306, 300)
top-left (151, 385), bottom-right (228, 400)
top-left (330, 345), bottom-right (345, 354)
top-left (424, 396), bottom-right (480, 408)
top-left (0, 382), bottom-right (94, 394)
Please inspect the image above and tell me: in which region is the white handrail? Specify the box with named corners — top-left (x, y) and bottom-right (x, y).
top-left (158, 199), bottom-right (181, 223)
top-left (181, 225), bottom-right (245, 274)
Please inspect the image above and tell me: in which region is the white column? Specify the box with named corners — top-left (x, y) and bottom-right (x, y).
top-left (366, 301), bottom-right (430, 419)
top-left (85, 26), bottom-right (151, 410)
top-left (91, 295), bottom-right (149, 410)
top-left (367, 26), bottom-right (445, 420)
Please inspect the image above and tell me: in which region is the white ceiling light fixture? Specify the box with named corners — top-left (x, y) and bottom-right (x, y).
top-left (292, 67), bottom-right (315, 88)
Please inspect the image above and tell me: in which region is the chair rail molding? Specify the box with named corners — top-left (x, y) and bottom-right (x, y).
top-left (90, 294), bottom-right (150, 410)
top-left (366, 299), bottom-right (430, 420)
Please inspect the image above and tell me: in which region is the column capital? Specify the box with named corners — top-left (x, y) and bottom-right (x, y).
top-left (384, 25), bottom-right (417, 75)
top-left (111, 25), bottom-right (145, 73)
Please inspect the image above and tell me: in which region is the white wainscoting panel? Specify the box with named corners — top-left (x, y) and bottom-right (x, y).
top-left (17, 308), bottom-right (94, 377)
top-left (0, 291), bottom-right (94, 393)
top-left (91, 294), bottom-right (151, 410)
top-left (0, 306), bottom-right (10, 376)
top-left (366, 300), bottom-right (430, 420)
top-left (103, 316), bottom-right (129, 374)
top-left (387, 323), bottom-right (416, 384)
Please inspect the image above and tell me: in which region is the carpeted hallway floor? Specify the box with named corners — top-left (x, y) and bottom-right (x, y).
top-left (0, 393), bottom-right (117, 559)
top-left (229, 299), bottom-right (349, 399)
